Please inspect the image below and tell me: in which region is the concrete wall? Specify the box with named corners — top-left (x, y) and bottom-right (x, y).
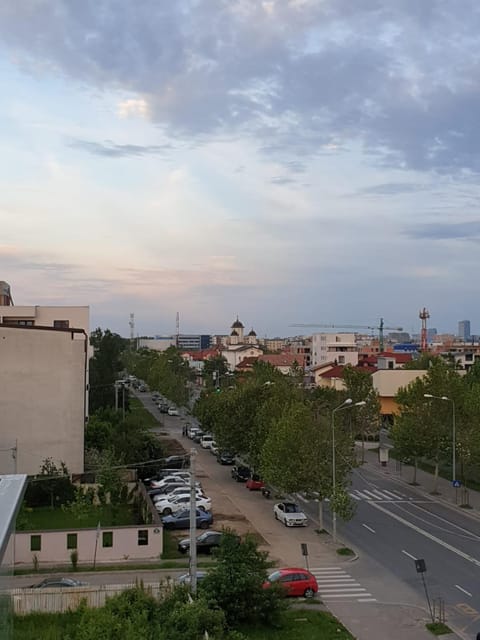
top-left (0, 306), bottom-right (89, 333)
top-left (0, 327), bottom-right (87, 475)
top-left (14, 525), bottom-right (163, 566)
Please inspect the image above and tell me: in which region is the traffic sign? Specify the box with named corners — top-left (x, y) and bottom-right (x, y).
top-left (452, 480), bottom-right (461, 488)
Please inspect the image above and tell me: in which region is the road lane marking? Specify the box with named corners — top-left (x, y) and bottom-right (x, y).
top-left (362, 523), bottom-right (376, 533)
top-left (322, 592), bottom-right (372, 598)
top-left (382, 489), bottom-right (406, 499)
top-left (402, 550), bottom-right (418, 561)
top-left (455, 585), bottom-right (472, 597)
top-left (371, 501), bottom-right (480, 569)
top-left (408, 502), bottom-right (480, 541)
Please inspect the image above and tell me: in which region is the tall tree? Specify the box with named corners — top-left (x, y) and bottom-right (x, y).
top-left (89, 328), bottom-right (128, 412)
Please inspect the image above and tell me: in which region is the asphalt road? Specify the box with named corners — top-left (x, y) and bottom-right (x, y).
top-left (299, 465), bottom-right (480, 639)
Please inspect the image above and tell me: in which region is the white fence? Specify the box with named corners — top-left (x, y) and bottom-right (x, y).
top-left (10, 582), bottom-right (170, 615)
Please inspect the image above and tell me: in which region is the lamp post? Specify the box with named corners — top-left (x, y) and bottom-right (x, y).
top-left (331, 398), bottom-right (366, 543)
top-left (424, 394), bottom-right (456, 484)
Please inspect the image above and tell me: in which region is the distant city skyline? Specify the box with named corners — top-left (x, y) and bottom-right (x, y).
top-left (1, 3), bottom-right (480, 337)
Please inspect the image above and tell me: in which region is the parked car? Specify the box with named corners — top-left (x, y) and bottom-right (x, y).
top-left (176, 571), bottom-right (207, 585)
top-left (159, 404), bottom-right (170, 413)
top-left (210, 442), bottom-right (219, 456)
top-left (273, 502), bottom-right (308, 527)
top-left (246, 474), bottom-right (265, 491)
top-left (148, 481), bottom-right (201, 497)
top-left (153, 487), bottom-right (204, 503)
top-left (30, 577), bottom-right (88, 589)
top-left (263, 568), bottom-right (318, 598)
top-left (149, 473), bottom-right (191, 488)
top-left (192, 430), bottom-right (205, 443)
top-left (162, 509), bottom-right (213, 530)
top-left (168, 407), bottom-right (180, 416)
top-left (200, 434), bottom-right (215, 449)
top-left (160, 455), bottom-right (190, 469)
top-left (177, 530), bottom-right (231, 555)
top-left (217, 451), bottom-right (235, 465)
top-left (155, 494), bottom-right (211, 515)
top-left (231, 465), bottom-right (251, 482)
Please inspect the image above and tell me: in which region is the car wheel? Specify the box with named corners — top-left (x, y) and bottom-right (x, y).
top-left (274, 511), bottom-right (278, 520)
top-left (304, 588), bottom-right (315, 598)
top-left (198, 505), bottom-right (206, 512)
top-left (200, 521), bottom-right (209, 529)
top-left (284, 520), bottom-right (288, 527)
top-left (162, 508), bottom-right (172, 516)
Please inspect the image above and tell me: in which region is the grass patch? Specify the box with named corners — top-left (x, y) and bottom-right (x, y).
top-left (314, 528), bottom-right (328, 535)
top-left (129, 397), bottom-right (161, 428)
top-left (21, 504), bottom-right (141, 531)
top-left (160, 529), bottom-right (186, 559)
top-left (241, 609), bottom-right (353, 639)
top-left (425, 621), bottom-right (452, 635)
top-left (336, 547), bottom-right (355, 557)
top-left (14, 610), bottom-right (81, 640)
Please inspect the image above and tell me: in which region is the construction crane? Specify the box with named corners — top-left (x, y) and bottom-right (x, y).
top-left (290, 318), bottom-right (403, 353)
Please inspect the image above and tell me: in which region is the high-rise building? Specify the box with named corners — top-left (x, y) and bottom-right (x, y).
top-left (458, 320), bottom-right (471, 341)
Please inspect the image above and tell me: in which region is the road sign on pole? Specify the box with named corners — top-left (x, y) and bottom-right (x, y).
top-left (452, 480), bottom-right (461, 488)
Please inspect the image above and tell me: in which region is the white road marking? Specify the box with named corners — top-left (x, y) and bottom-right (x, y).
top-left (322, 592), bottom-right (372, 598)
top-left (381, 489), bottom-right (406, 499)
top-left (402, 550), bottom-right (418, 561)
top-left (371, 502), bottom-right (480, 568)
top-left (358, 598), bottom-right (377, 602)
top-left (310, 568), bottom-right (375, 602)
top-left (350, 493), bottom-right (362, 500)
top-left (361, 489), bottom-right (382, 500)
top-left (362, 523), bottom-right (376, 534)
top-left (455, 584), bottom-right (472, 597)
top-left (296, 493), bottom-right (308, 503)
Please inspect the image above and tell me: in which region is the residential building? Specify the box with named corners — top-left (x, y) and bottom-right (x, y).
top-left (0, 304), bottom-right (89, 332)
top-left (372, 369), bottom-right (428, 421)
top-left (220, 345), bottom-right (263, 370)
top-left (0, 325), bottom-right (88, 475)
top-left (311, 333), bottom-right (358, 368)
top-left (259, 337), bottom-right (288, 351)
top-left (139, 334), bottom-right (211, 351)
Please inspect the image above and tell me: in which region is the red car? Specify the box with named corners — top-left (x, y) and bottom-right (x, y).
top-left (263, 568), bottom-right (318, 598)
top-left (246, 473), bottom-right (265, 491)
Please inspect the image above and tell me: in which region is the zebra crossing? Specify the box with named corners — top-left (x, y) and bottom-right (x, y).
top-left (310, 567), bottom-right (376, 603)
top-left (349, 487), bottom-right (410, 502)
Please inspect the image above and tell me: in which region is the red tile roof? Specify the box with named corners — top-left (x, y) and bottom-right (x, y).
top-left (259, 353), bottom-right (305, 368)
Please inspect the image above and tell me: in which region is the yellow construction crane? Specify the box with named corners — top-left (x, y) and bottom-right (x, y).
top-left (290, 318), bottom-right (403, 353)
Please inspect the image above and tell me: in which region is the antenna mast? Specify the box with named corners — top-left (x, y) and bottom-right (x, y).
top-left (419, 307), bottom-right (430, 352)
top-left (176, 311), bottom-right (180, 348)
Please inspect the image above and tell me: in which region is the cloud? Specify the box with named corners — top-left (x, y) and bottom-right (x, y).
top-left (407, 221), bottom-right (480, 241)
top-left (270, 176), bottom-right (297, 185)
top-left (68, 139), bottom-right (172, 157)
top-left (2, 1), bottom-right (480, 173)
top-left (355, 182), bottom-right (430, 196)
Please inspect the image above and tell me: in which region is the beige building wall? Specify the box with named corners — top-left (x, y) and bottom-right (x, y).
top-left (311, 333), bottom-right (358, 368)
top-left (0, 305), bottom-right (89, 332)
top-left (15, 525), bottom-right (163, 566)
top-left (0, 326), bottom-right (87, 475)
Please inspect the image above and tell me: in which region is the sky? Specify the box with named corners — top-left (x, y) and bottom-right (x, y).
top-left (1, 0), bottom-right (480, 338)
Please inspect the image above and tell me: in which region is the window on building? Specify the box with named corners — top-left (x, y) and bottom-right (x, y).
top-left (388, 361), bottom-right (394, 369)
top-left (138, 530), bottom-right (149, 546)
top-left (53, 320), bottom-right (70, 329)
top-left (30, 535), bottom-right (41, 551)
top-left (3, 318), bottom-right (34, 326)
top-left (102, 531), bottom-right (113, 548)
top-left (338, 355), bottom-right (345, 364)
top-left (67, 533), bottom-right (77, 550)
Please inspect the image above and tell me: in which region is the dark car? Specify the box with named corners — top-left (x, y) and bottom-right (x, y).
top-left (30, 577), bottom-right (88, 589)
top-left (161, 455), bottom-right (190, 469)
top-left (217, 451), bottom-right (235, 465)
top-left (177, 530), bottom-right (229, 555)
top-left (192, 430), bottom-right (205, 444)
top-left (161, 508), bottom-right (213, 530)
top-left (231, 465), bottom-right (251, 482)
top-left (246, 474), bottom-right (265, 491)
top-left (159, 403), bottom-right (170, 413)
top-left (176, 571), bottom-right (207, 585)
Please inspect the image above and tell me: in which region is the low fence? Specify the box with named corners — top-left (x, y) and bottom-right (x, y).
top-left (10, 581), bottom-right (171, 615)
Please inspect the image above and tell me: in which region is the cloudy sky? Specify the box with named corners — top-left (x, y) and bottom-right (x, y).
top-left (1, 0), bottom-right (479, 338)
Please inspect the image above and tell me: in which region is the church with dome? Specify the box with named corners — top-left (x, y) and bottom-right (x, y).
top-left (229, 317), bottom-right (258, 346)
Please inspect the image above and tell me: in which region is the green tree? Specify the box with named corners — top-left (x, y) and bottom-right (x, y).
top-left (157, 588), bottom-right (226, 640)
top-left (24, 458), bottom-right (75, 509)
top-left (89, 328), bottom-right (129, 413)
top-left (199, 531), bottom-right (287, 628)
top-left (202, 355), bottom-right (230, 390)
top-left (342, 366), bottom-right (381, 464)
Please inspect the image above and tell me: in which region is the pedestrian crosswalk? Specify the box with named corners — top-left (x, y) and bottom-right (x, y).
top-left (349, 487), bottom-right (410, 502)
top-left (310, 567), bottom-right (376, 603)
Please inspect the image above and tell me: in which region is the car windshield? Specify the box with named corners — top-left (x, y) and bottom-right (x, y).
top-left (284, 503), bottom-right (300, 513)
top-left (267, 571), bottom-right (281, 582)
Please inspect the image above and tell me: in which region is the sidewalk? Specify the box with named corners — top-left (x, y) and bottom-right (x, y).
top-left (361, 446), bottom-right (480, 514)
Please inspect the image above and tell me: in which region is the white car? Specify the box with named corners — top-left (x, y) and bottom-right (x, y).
top-left (149, 473), bottom-right (191, 488)
top-left (273, 502), bottom-right (308, 527)
top-left (168, 407), bottom-right (180, 416)
top-left (155, 494), bottom-right (212, 516)
top-left (200, 435), bottom-right (215, 449)
top-left (153, 487), bottom-right (204, 503)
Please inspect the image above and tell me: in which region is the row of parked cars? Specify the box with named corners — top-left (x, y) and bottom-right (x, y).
top-left (151, 391), bottom-right (179, 415)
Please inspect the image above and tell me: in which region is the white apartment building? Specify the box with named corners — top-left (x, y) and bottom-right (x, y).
top-left (0, 304), bottom-right (90, 476)
top-left (311, 333), bottom-right (359, 369)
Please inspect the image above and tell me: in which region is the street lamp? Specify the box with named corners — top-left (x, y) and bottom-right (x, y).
top-left (331, 398), bottom-right (366, 543)
top-left (424, 394), bottom-right (456, 484)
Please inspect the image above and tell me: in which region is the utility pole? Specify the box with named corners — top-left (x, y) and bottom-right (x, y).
top-left (189, 447), bottom-right (198, 593)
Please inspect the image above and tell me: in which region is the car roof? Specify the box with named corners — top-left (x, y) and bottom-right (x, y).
top-left (278, 567), bottom-right (311, 574)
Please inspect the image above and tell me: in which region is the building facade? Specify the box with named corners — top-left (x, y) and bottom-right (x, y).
top-left (311, 333), bottom-right (358, 368)
top-left (458, 320), bottom-right (471, 341)
top-left (0, 325), bottom-right (88, 475)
